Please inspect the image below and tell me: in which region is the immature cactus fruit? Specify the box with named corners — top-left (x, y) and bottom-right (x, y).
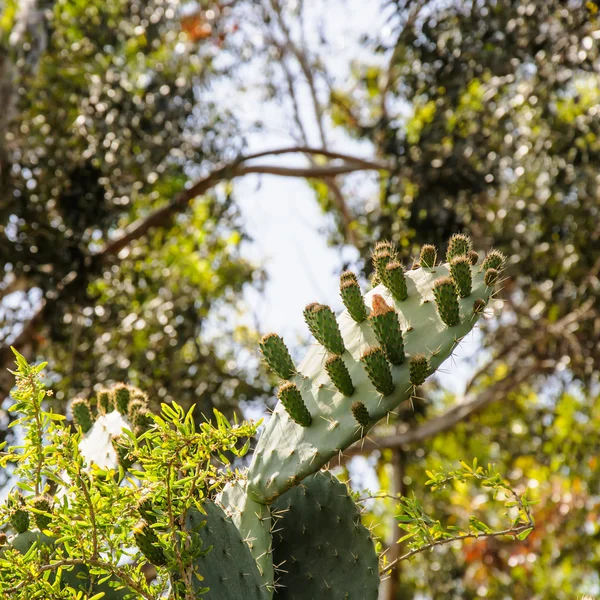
top-left (420, 244), bottom-right (437, 268)
top-left (369, 295), bottom-right (405, 365)
top-left (409, 354), bottom-right (430, 386)
top-left (0, 533), bottom-right (6, 546)
top-left (304, 303), bottom-right (345, 355)
top-left (31, 495), bottom-right (53, 530)
top-left (325, 355), bottom-right (355, 396)
top-left (450, 256), bottom-right (473, 298)
top-left (97, 388), bottom-right (113, 415)
top-left (340, 270), bottom-right (358, 284)
top-left (137, 496), bottom-right (157, 524)
top-left (360, 347), bottom-right (394, 396)
top-left (473, 298), bottom-right (487, 314)
top-left (484, 268), bottom-right (499, 286)
top-left (133, 520), bottom-right (167, 566)
top-left (482, 249), bottom-right (506, 271)
top-left (372, 241), bottom-right (398, 284)
top-left (384, 261), bottom-right (408, 301)
top-left (71, 398), bottom-right (93, 433)
top-left (351, 401), bottom-right (370, 427)
top-left (113, 383), bottom-right (133, 415)
top-left (433, 277), bottom-right (460, 326)
top-left (468, 250), bottom-right (479, 266)
top-left (278, 382), bottom-right (312, 427)
top-left (128, 399), bottom-right (146, 423)
top-left (446, 233), bottom-right (473, 261)
top-left (340, 278), bottom-right (368, 323)
top-left (112, 435), bottom-right (133, 471)
top-left (259, 333), bottom-right (296, 380)
top-left (10, 508), bottom-right (29, 534)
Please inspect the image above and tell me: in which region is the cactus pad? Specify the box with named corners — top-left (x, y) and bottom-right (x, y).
top-left (369, 295), bottom-right (405, 365)
top-left (184, 501), bottom-right (265, 600)
top-left (419, 244), bottom-right (437, 268)
top-left (271, 472), bottom-right (379, 600)
top-left (260, 333), bottom-right (296, 380)
top-left (450, 256), bottom-right (473, 298)
top-left (248, 247), bottom-right (497, 504)
top-left (325, 355), bottom-right (355, 396)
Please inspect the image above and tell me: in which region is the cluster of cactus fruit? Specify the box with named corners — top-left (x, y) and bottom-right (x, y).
top-left (1, 234), bottom-right (505, 599)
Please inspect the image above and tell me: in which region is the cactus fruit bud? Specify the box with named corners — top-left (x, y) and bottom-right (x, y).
top-left (446, 233), bottom-right (473, 261)
top-left (484, 268), bottom-right (499, 286)
top-left (0, 533), bottom-right (6, 546)
top-left (450, 256), bottom-right (473, 298)
top-left (31, 495), bottom-right (53, 530)
top-left (325, 355), bottom-right (354, 396)
top-left (71, 398), bottom-right (93, 433)
top-left (468, 250), bottom-right (479, 266)
top-left (351, 401), bottom-right (370, 428)
top-left (473, 298), bottom-right (487, 314)
top-left (433, 277), bottom-right (460, 326)
top-left (409, 354), bottom-right (430, 386)
top-left (133, 519), bottom-right (167, 566)
top-left (340, 279), bottom-right (368, 323)
top-left (373, 240), bottom-right (398, 258)
top-left (360, 347), bottom-right (394, 396)
top-left (384, 261), bottom-right (408, 301)
top-left (10, 508), bottom-right (29, 534)
top-left (304, 303), bottom-right (345, 355)
top-left (137, 496), bottom-right (157, 524)
top-left (278, 382), bottom-right (312, 427)
top-left (97, 389), bottom-right (113, 415)
top-left (482, 249), bottom-right (506, 271)
top-left (420, 244), bottom-right (437, 268)
top-left (369, 295), bottom-right (405, 365)
top-left (340, 270), bottom-right (358, 284)
top-left (132, 409), bottom-right (153, 434)
top-left (112, 435), bottom-right (133, 470)
top-left (372, 241), bottom-right (398, 283)
top-left (113, 383), bottom-right (132, 415)
top-left (259, 333), bottom-right (296, 380)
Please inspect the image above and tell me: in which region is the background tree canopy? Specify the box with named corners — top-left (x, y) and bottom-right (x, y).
top-left (1, 0), bottom-right (599, 598)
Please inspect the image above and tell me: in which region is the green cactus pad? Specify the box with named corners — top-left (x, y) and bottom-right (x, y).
top-left (432, 276), bottom-right (460, 326)
top-left (369, 295), bottom-right (405, 365)
top-left (8, 530), bottom-right (54, 554)
top-left (419, 244), bottom-right (437, 268)
top-left (340, 279), bottom-right (368, 323)
top-left (31, 495), bottom-right (53, 530)
top-left (133, 519), bottom-right (167, 566)
top-left (409, 354), bottom-right (430, 386)
top-left (113, 383), bottom-right (133, 415)
top-left (325, 355), bottom-right (355, 396)
top-left (248, 260), bottom-right (496, 504)
top-left (450, 256), bottom-right (473, 298)
top-left (481, 249), bottom-right (506, 271)
top-left (360, 347), bottom-right (394, 395)
top-left (271, 472), bottom-right (379, 600)
top-left (468, 250), bottom-right (479, 266)
top-left (446, 233), bottom-right (473, 261)
top-left (217, 479), bottom-right (274, 599)
top-left (384, 261), bottom-right (408, 301)
top-left (484, 268), bottom-right (500, 286)
top-left (304, 303), bottom-right (345, 355)
top-left (260, 333), bottom-right (296, 380)
top-left (351, 402), bottom-right (370, 427)
top-left (184, 501), bottom-right (265, 600)
top-left (97, 389), bottom-right (113, 415)
top-left (71, 398), bottom-right (93, 433)
top-left (278, 382), bottom-right (312, 427)
top-left (10, 508), bottom-right (29, 534)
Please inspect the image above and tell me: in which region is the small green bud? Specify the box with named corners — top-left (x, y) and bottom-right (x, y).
top-left (0, 533), bottom-right (7, 546)
top-left (419, 244), bottom-right (437, 268)
top-left (71, 398), bottom-right (93, 433)
top-left (112, 435), bottom-right (133, 471)
top-left (303, 303), bottom-right (345, 355)
top-left (360, 347), bottom-right (394, 396)
top-left (325, 355), bottom-right (354, 397)
top-left (446, 233), bottom-right (473, 262)
top-left (132, 409), bottom-right (153, 434)
top-left (340, 270), bottom-right (358, 285)
top-left (259, 333), bottom-right (296, 380)
top-left (113, 383), bottom-right (133, 415)
top-left (384, 261), bottom-right (408, 301)
top-left (351, 402), bottom-right (370, 428)
top-left (450, 256), bottom-right (472, 298)
top-left (473, 298), bottom-right (486, 314)
top-left (468, 250), bottom-right (479, 266)
top-left (481, 249), bottom-right (506, 271)
top-left (278, 382), bottom-right (312, 427)
top-left (31, 495), bottom-right (53, 530)
top-left (484, 268), bottom-right (499, 286)
top-left (10, 508), bottom-right (29, 534)
top-left (134, 520), bottom-right (167, 566)
top-left (97, 388), bottom-right (113, 415)
top-left (372, 249), bottom-right (393, 284)
top-left (369, 295), bottom-right (405, 365)
top-left (128, 399), bottom-right (147, 424)
top-left (409, 354), bottom-right (429, 386)
top-left (432, 277), bottom-right (460, 326)
top-left (340, 279), bottom-right (368, 323)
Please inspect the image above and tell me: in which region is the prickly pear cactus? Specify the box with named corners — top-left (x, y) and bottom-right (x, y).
top-left (184, 501), bottom-right (266, 600)
top-left (248, 239), bottom-right (503, 503)
top-left (271, 471), bottom-right (379, 600)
